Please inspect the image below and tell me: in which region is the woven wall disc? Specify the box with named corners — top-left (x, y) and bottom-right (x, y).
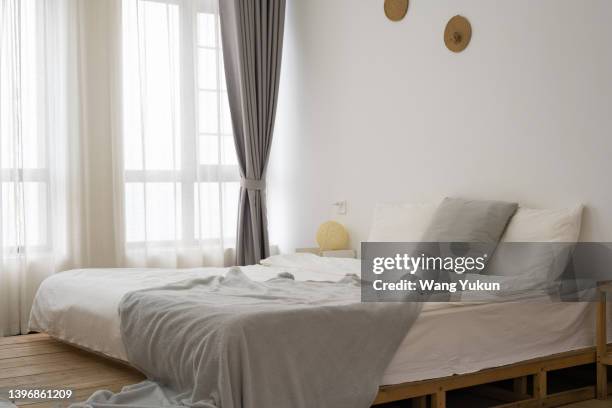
top-left (444, 15), bottom-right (472, 52)
top-left (384, 0), bottom-right (409, 22)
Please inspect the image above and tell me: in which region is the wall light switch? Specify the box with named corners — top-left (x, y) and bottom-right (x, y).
top-left (333, 200), bottom-right (347, 215)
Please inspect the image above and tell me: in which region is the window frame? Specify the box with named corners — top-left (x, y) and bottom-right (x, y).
top-left (123, 0), bottom-right (239, 249)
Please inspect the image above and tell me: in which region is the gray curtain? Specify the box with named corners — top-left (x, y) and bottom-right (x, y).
top-left (219, 0), bottom-right (286, 265)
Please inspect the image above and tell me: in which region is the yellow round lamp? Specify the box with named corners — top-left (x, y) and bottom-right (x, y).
top-left (316, 221), bottom-right (349, 251)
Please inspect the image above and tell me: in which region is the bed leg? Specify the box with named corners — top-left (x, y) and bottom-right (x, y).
top-left (431, 389), bottom-right (445, 408)
top-left (412, 396), bottom-right (427, 408)
top-left (534, 370), bottom-right (547, 400)
top-left (597, 364), bottom-right (608, 400)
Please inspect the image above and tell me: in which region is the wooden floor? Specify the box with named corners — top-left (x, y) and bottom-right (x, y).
top-left (1, 334), bottom-right (611, 407)
top-left (0, 333), bottom-right (144, 407)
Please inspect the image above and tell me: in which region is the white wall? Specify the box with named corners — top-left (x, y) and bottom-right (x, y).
top-left (267, 0), bottom-right (335, 252)
top-left (268, 0), bottom-right (612, 251)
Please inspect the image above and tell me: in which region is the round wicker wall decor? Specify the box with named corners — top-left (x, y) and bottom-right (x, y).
top-left (384, 0), bottom-right (409, 22)
top-left (444, 15), bottom-right (472, 52)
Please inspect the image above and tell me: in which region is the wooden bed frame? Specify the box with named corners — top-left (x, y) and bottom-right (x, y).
top-left (35, 288), bottom-right (612, 408)
top-left (373, 346), bottom-right (608, 408)
top-left (29, 333), bottom-right (611, 408)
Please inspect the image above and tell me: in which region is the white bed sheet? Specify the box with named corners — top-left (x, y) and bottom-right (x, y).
top-left (29, 257), bottom-right (607, 386)
top-left (28, 261), bottom-right (351, 362)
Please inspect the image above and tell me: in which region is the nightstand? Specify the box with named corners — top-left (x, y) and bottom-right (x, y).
top-left (295, 248), bottom-right (356, 258)
top-left (597, 282), bottom-right (612, 399)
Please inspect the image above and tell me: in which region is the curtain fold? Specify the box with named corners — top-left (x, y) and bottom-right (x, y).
top-left (219, 0), bottom-right (286, 266)
top-left (0, 0), bottom-right (86, 336)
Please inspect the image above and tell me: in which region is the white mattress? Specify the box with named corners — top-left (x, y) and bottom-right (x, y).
top-left (29, 256), bottom-right (608, 386)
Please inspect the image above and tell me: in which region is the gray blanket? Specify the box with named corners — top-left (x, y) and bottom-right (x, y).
top-left (79, 268), bottom-right (421, 408)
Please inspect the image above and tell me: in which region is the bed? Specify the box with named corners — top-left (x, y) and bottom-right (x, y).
top-left (29, 254), bottom-right (606, 388)
top-left (28, 199), bottom-right (606, 407)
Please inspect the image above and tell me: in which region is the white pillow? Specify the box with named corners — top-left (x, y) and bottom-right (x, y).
top-left (368, 202), bottom-right (438, 242)
top-left (501, 205), bottom-right (584, 242)
top-left (487, 205), bottom-right (584, 280)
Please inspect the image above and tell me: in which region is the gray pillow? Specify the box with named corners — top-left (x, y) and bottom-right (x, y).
top-left (422, 197), bottom-right (518, 243)
top-left (412, 197), bottom-right (518, 300)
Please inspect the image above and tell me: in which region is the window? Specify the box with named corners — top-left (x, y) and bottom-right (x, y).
top-left (0, 0), bottom-right (50, 253)
top-left (122, 0), bottom-right (239, 251)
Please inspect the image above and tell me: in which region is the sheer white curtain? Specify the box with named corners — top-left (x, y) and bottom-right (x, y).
top-left (0, 0), bottom-right (86, 335)
top-left (115, 0), bottom-right (239, 268)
